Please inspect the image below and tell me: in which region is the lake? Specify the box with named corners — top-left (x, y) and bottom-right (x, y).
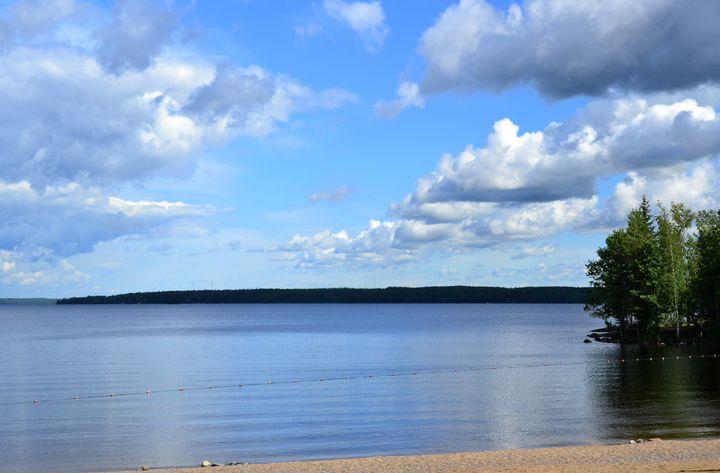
top-left (1, 304), bottom-right (720, 473)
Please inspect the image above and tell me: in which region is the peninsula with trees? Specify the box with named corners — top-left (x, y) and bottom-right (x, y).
top-left (586, 197), bottom-right (720, 344)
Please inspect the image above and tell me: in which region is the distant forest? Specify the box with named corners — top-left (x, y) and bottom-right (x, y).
top-left (57, 286), bottom-right (590, 305)
top-left (0, 298), bottom-right (56, 305)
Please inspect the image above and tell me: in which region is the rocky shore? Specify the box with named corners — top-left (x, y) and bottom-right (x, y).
top-left (583, 326), bottom-right (719, 345)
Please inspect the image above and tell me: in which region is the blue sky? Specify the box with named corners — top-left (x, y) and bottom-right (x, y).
top-left (1, 0), bottom-right (720, 297)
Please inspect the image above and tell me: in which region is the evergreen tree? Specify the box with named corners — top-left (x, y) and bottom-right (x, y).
top-left (587, 197), bottom-right (720, 343)
top-left (625, 196), bottom-right (662, 337)
top-left (694, 210), bottom-right (720, 329)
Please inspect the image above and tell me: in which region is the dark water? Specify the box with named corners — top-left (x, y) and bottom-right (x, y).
top-left (1, 304), bottom-right (720, 473)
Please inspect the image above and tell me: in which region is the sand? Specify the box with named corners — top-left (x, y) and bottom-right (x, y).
top-left (108, 439), bottom-right (720, 473)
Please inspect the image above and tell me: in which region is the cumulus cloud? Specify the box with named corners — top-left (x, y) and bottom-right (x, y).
top-left (324, 0), bottom-right (388, 52)
top-left (270, 196), bottom-right (598, 269)
top-left (461, 198), bottom-right (598, 243)
top-left (95, 0), bottom-right (177, 74)
top-left (272, 93), bottom-right (720, 268)
top-left (185, 65), bottom-right (275, 121)
top-left (277, 221), bottom-right (414, 269)
top-left (0, 49), bottom-right (208, 186)
top-left (0, 50), bottom-right (354, 188)
top-left (419, 0), bottom-right (720, 98)
top-left (0, 180), bottom-right (214, 257)
top-left (308, 186), bottom-right (349, 203)
top-left (186, 64), bottom-right (356, 137)
top-left (589, 161), bottom-right (720, 229)
top-left (394, 98), bottom-right (720, 207)
top-left (374, 81), bottom-right (425, 118)
top-left (0, 0), bottom-right (354, 290)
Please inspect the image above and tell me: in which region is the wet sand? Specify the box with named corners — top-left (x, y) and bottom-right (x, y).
top-left (110, 438), bottom-right (720, 473)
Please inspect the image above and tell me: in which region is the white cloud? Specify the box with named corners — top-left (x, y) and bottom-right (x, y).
top-left (324, 0), bottom-right (388, 52)
top-left (0, 249), bottom-right (90, 287)
top-left (0, 48), bottom-right (208, 185)
top-left (274, 220), bottom-right (415, 269)
top-left (0, 0), bottom-right (357, 287)
top-left (7, 0), bottom-right (76, 36)
top-left (271, 196), bottom-right (597, 269)
top-left (108, 197), bottom-right (214, 218)
top-left (308, 186), bottom-right (349, 203)
top-left (0, 179), bottom-right (214, 257)
top-left (420, 0), bottom-right (720, 97)
top-left (59, 260), bottom-right (90, 282)
top-left (1, 261), bottom-right (16, 273)
top-left (95, 0), bottom-right (177, 74)
top-left (186, 64), bottom-right (356, 138)
top-left (390, 200), bottom-right (495, 224)
top-left (462, 197), bottom-right (598, 242)
top-left (591, 161), bottom-right (720, 228)
top-left (374, 81), bottom-right (425, 118)
top-left (272, 94), bottom-right (720, 269)
top-left (394, 98), bottom-right (720, 207)
top-left (0, 47), bottom-right (355, 187)
top-left (511, 243), bottom-right (556, 259)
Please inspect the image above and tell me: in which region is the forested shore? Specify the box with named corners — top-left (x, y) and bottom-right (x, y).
top-left (57, 286), bottom-right (589, 305)
top-left (586, 197), bottom-right (720, 344)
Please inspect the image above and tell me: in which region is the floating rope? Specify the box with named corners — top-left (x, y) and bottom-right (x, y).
top-left (8, 353), bottom-right (718, 408)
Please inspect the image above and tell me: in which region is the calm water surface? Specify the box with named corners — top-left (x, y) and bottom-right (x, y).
top-left (1, 304), bottom-right (720, 472)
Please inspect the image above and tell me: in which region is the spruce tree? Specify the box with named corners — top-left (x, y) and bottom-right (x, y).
top-left (694, 210), bottom-right (720, 330)
top-left (625, 196), bottom-right (662, 337)
top-left (587, 198), bottom-right (720, 343)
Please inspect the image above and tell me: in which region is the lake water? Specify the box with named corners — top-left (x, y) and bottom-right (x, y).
top-left (2, 304), bottom-right (720, 473)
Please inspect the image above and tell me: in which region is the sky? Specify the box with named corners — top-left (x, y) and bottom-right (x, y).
top-left (1, 0), bottom-right (720, 297)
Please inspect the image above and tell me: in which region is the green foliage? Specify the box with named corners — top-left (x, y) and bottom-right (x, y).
top-left (586, 229), bottom-right (633, 337)
top-left (625, 200), bottom-right (662, 335)
top-left (587, 197), bottom-right (720, 343)
top-left (656, 203), bottom-right (694, 331)
top-left (694, 210), bottom-right (720, 327)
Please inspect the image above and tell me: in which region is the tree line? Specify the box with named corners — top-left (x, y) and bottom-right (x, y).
top-left (586, 196), bottom-right (720, 343)
top-left (57, 286), bottom-right (590, 305)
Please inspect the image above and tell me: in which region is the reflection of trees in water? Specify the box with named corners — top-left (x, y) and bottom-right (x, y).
top-left (586, 345), bottom-right (720, 441)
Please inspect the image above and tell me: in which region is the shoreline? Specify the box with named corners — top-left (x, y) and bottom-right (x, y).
top-left (106, 438), bottom-right (720, 473)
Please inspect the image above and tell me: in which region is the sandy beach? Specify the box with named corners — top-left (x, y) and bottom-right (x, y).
top-left (108, 439), bottom-right (720, 473)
